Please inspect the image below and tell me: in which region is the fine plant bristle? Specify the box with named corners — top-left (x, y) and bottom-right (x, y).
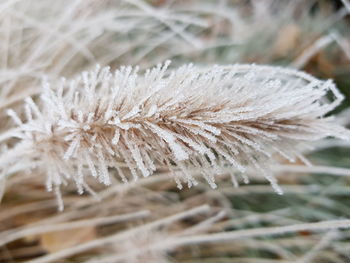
top-left (3, 62), bottom-right (349, 206)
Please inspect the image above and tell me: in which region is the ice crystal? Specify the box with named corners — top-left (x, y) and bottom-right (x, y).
top-left (4, 62), bottom-right (349, 199)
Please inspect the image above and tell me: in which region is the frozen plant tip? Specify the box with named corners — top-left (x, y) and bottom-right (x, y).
top-left (3, 62), bottom-right (349, 204)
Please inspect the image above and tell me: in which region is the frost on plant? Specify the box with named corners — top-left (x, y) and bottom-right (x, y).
top-left (3, 62), bottom-right (349, 205)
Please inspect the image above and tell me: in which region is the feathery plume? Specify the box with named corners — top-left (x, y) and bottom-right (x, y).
top-left (2, 62), bottom-right (348, 207)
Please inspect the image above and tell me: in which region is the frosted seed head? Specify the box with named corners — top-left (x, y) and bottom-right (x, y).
top-left (5, 61), bottom-right (348, 208)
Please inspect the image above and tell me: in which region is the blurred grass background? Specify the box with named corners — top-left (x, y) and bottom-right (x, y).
top-left (0, 0), bottom-right (350, 262)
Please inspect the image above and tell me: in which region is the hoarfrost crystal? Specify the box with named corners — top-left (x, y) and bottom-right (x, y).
top-left (4, 62), bottom-right (349, 200)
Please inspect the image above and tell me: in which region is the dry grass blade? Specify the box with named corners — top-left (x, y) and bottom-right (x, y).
top-left (0, 210), bottom-right (150, 247)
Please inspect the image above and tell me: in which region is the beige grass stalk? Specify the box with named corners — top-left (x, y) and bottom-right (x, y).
top-left (0, 210), bottom-right (150, 247)
top-left (26, 205), bottom-right (210, 263)
top-left (28, 218), bottom-right (350, 263)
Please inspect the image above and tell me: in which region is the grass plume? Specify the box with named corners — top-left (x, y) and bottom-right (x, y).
top-left (2, 62), bottom-right (348, 210)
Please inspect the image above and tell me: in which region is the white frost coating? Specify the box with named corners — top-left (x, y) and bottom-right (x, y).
top-left (97, 147), bottom-right (111, 185)
top-left (147, 122), bottom-right (189, 161)
top-left (6, 109), bottom-right (22, 126)
top-left (3, 62), bottom-right (349, 201)
top-left (124, 133), bottom-right (150, 178)
top-left (112, 129), bottom-right (120, 145)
